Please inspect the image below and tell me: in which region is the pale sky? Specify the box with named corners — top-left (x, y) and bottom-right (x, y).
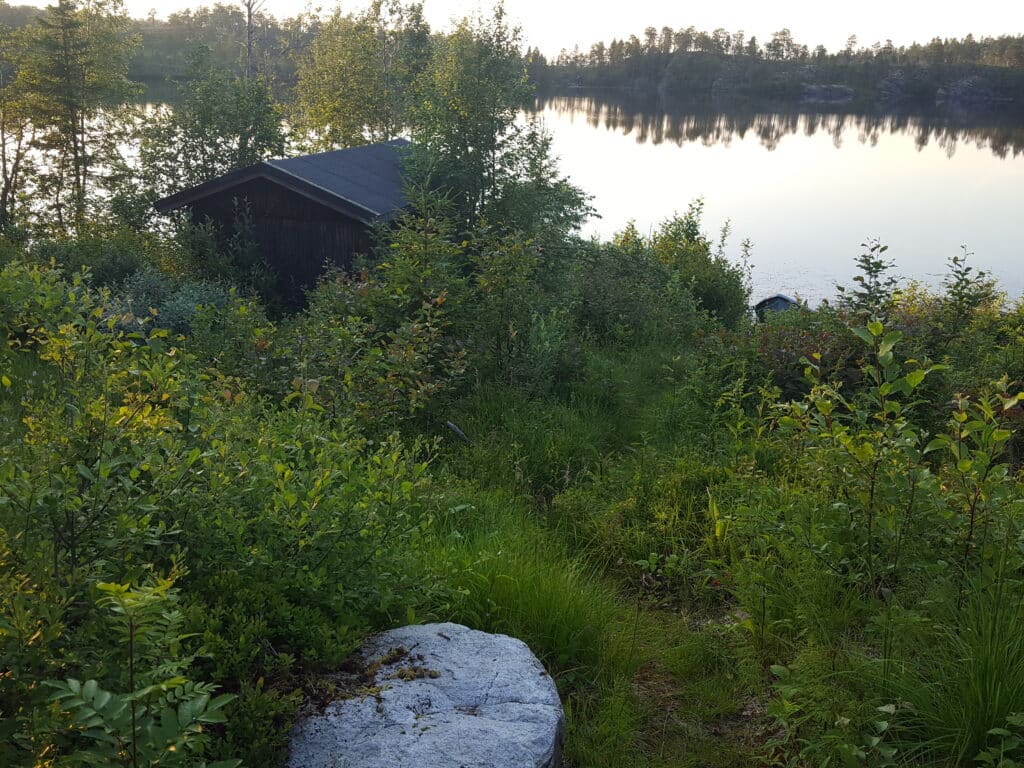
top-left (12, 0), bottom-right (1024, 56)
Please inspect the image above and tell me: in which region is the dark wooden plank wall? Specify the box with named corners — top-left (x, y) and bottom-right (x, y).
top-left (189, 177), bottom-right (372, 302)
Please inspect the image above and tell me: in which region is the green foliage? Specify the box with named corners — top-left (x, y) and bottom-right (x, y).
top-left (976, 714), bottom-right (1024, 767)
top-left (293, 0), bottom-right (431, 149)
top-left (4, 11), bottom-right (1024, 764)
top-left (481, 119), bottom-right (593, 243)
top-left (408, 4), bottom-right (532, 221)
top-left (943, 246), bottom-right (999, 322)
top-left (0, 21), bottom-right (34, 234)
top-left (118, 267), bottom-right (230, 334)
top-left (836, 238), bottom-right (899, 317)
top-left (26, 224), bottom-right (156, 286)
top-left (429, 495), bottom-right (618, 677)
top-left (18, 0), bottom-right (140, 232)
top-left (0, 262), bottom-right (438, 765)
top-left (0, 258), bottom-right (96, 339)
top-left (0, 531), bottom-right (68, 766)
top-left (279, 273), bottom-right (467, 432)
top-left (136, 49), bottom-right (285, 210)
top-left (647, 201), bottom-right (751, 327)
top-left (47, 578), bottom-right (240, 768)
top-left (748, 301), bottom-right (863, 399)
top-left (707, 323), bottom-right (1024, 765)
top-left (892, 581), bottom-right (1024, 765)
top-left (770, 321), bottom-right (946, 594)
top-left (768, 661), bottom-right (900, 767)
top-left (180, 416), bottom-right (435, 679)
top-left (536, 22), bottom-right (1024, 107)
top-left (211, 681), bottom-right (300, 768)
top-left (572, 225), bottom-right (702, 347)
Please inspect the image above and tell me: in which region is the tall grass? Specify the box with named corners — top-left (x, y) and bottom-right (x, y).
top-left (425, 488), bottom-right (625, 679)
top-left (894, 578), bottom-right (1024, 764)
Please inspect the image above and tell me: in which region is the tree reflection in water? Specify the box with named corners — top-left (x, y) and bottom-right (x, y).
top-left (532, 92), bottom-right (1024, 159)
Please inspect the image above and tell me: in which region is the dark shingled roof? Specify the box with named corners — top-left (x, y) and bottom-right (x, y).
top-left (153, 138), bottom-right (410, 224)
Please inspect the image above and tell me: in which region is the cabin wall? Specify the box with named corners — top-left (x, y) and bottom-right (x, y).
top-left (188, 178), bottom-right (372, 303)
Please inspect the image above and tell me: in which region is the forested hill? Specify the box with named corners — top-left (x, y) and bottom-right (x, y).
top-left (529, 26), bottom-right (1024, 109)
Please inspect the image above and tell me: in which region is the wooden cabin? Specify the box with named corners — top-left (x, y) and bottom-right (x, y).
top-left (154, 139), bottom-right (410, 303)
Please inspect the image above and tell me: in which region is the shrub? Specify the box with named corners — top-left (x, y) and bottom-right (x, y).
top-left (571, 232), bottom-right (700, 346)
top-left (0, 265), bottom-right (439, 765)
top-left (28, 226), bottom-right (155, 287)
top-left (649, 201), bottom-right (751, 328)
top-left (119, 267), bottom-right (231, 334)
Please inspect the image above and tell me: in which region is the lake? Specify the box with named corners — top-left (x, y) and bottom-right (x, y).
top-left (528, 92), bottom-right (1024, 305)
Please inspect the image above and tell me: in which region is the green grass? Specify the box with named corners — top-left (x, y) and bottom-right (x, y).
top-left (891, 581), bottom-right (1024, 764)
top-left (418, 331), bottom-right (1024, 767)
top-left (421, 495), bottom-right (767, 766)
top-left (419, 343), bottom-right (771, 767)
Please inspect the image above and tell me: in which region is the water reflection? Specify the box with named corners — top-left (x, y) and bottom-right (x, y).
top-left (532, 92), bottom-right (1024, 159)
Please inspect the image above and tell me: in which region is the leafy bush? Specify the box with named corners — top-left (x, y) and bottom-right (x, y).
top-left (649, 201), bottom-right (751, 328)
top-left (28, 226), bottom-right (156, 287)
top-left (836, 238), bottom-right (899, 318)
top-left (119, 267), bottom-right (231, 333)
top-left (747, 303), bottom-right (863, 399)
top-left (47, 579), bottom-right (240, 768)
top-left (0, 264), bottom-right (439, 766)
top-left (571, 232), bottom-right (700, 346)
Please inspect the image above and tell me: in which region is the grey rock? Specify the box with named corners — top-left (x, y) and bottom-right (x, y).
top-left (287, 622), bottom-right (564, 768)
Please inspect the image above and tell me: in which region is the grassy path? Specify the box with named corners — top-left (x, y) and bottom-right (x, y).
top-left (424, 346), bottom-right (775, 766)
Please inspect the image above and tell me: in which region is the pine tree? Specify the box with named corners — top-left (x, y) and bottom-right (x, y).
top-left (20, 0), bottom-right (138, 232)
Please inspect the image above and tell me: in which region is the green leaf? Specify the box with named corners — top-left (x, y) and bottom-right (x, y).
top-left (852, 326), bottom-right (874, 345)
top-left (867, 320), bottom-right (884, 337)
top-left (905, 369), bottom-right (926, 388)
top-left (0, 375), bottom-right (10, 387)
top-left (878, 330), bottom-right (903, 357)
top-left (93, 689), bottom-right (112, 711)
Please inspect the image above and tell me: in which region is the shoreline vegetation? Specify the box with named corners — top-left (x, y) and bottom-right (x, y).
top-left (3, 2), bottom-right (1024, 768)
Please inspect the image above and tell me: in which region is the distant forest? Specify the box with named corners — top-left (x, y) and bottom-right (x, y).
top-left (2, 2), bottom-right (1024, 109)
top-left (529, 26), bottom-right (1024, 109)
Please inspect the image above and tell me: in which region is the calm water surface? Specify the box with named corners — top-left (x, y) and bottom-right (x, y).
top-left (529, 94), bottom-right (1024, 304)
